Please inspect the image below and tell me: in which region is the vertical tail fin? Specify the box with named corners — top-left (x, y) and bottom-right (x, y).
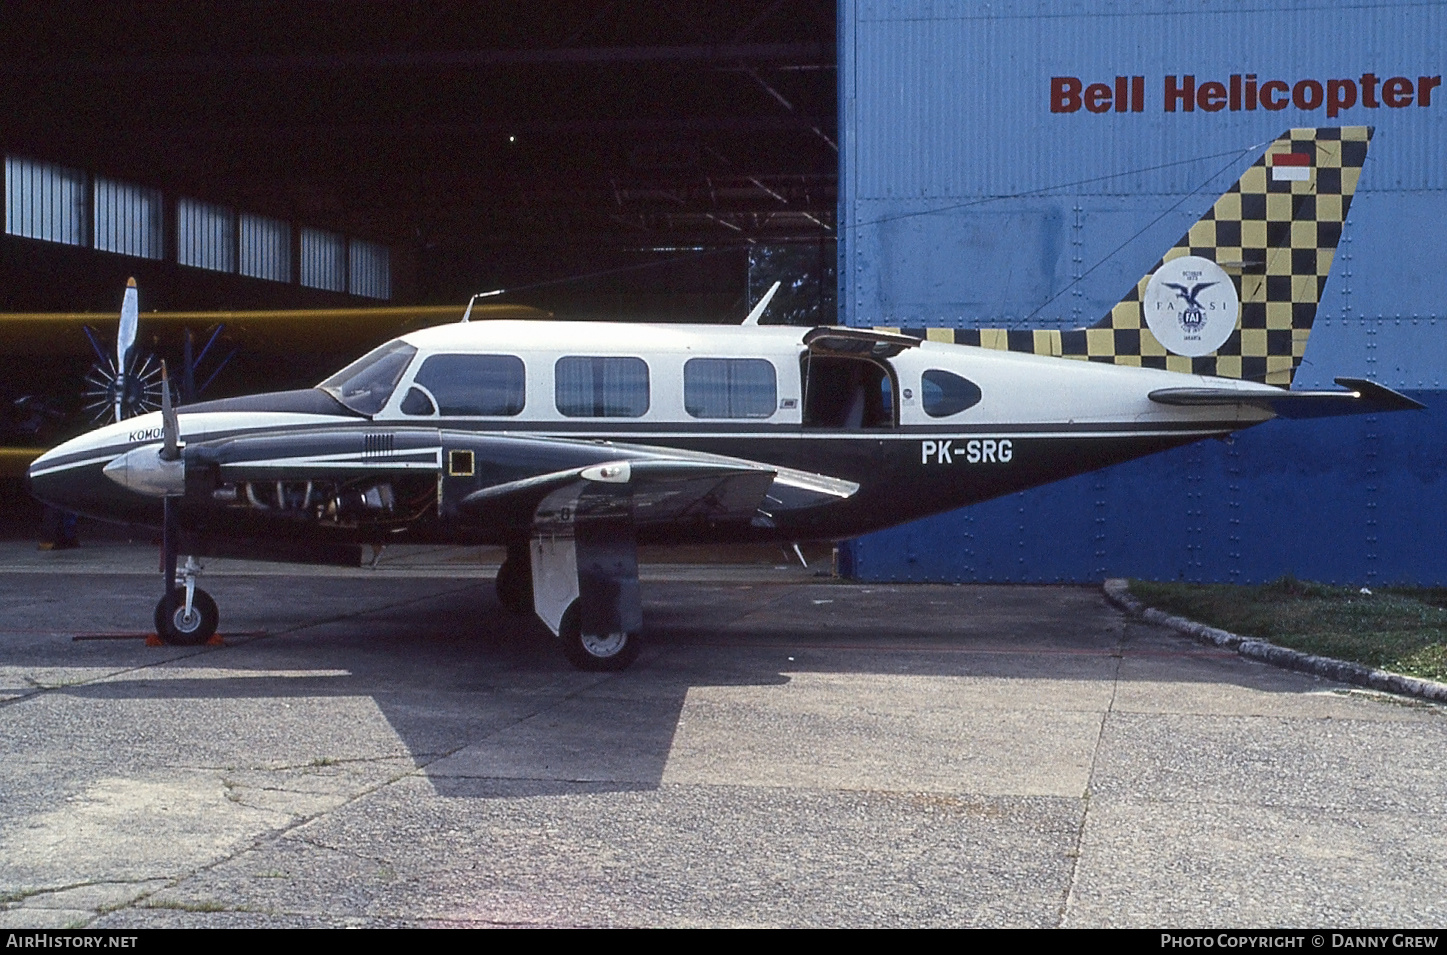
top-left (885, 127), bottom-right (1373, 386)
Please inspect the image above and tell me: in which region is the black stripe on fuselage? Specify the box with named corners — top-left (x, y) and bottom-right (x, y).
top-left (29, 415), bottom-right (1233, 478)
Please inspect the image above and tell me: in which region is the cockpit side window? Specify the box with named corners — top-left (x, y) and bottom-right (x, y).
top-left (318, 340), bottom-right (417, 417)
top-left (404, 354), bottom-right (525, 416)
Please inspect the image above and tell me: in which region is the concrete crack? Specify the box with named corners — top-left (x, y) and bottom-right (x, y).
top-left (1058, 615), bottom-right (1126, 927)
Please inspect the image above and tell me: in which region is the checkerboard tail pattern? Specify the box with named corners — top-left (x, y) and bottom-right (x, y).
top-left (882, 127), bottom-right (1371, 386)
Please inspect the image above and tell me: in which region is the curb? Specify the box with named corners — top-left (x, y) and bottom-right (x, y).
top-left (1102, 578), bottom-right (1447, 705)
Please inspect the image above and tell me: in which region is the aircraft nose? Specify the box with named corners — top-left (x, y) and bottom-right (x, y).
top-left (26, 440), bottom-right (88, 510)
top-left (24, 411), bottom-right (173, 525)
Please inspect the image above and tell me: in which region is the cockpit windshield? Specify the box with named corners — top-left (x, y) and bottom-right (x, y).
top-left (318, 340), bottom-right (417, 416)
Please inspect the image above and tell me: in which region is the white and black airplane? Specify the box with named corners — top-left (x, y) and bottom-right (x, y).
top-left (26, 127), bottom-right (1422, 669)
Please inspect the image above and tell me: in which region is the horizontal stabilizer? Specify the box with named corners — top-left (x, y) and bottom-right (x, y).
top-left (1149, 377), bottom-right (1424, 419)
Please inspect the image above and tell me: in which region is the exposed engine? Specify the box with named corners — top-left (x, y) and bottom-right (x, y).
top-left (210, 476), bottom-right (434, 528)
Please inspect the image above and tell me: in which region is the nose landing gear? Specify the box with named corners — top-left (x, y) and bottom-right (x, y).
top-left (154, 499), bottom-right (219, 646)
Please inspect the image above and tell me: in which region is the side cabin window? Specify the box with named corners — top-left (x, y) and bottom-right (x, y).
top-left (921, 369), bottom-right (982, 417)
top-left (555, 356), bottom-right (649, 417)
top-left (400, 354), bottom-right (525, 417)
top-left (684, 358), bottom-right (777, 419)
top-left (802, 356), bottom-right (895, 428)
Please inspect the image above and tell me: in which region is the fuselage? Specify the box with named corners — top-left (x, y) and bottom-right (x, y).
top-left (27, 320), bottom-right (1277, 547)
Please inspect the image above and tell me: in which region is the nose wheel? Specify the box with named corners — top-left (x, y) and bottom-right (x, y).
top-left (155, 588), bottom-right (218, 645)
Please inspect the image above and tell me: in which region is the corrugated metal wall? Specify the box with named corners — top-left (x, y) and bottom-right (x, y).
top-left (838, 0), bottom-right (1447, 584)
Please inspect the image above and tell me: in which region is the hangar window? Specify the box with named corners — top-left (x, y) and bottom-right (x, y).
top-left (403, 354), bottom-right (525, 417)
top-left (240, 214), bottom-right (292, 282)
top-left (94, 178), bottom-right (163, 260)
top-left (319, 340), bottom-right (417, 416)
top-left (349, 238), bottom-right (391, 300)
top-left (921, 370), bottom-right (982, 417)
top-left (300, 227), bottom-right (346, 292)
top-left (556, 356), bottom-right (649, 418)
top-left (177, 198), bottom-right (236, 272)
top-left (685, 358), bottom-right (777, 418)
top-left (5, 157), bottom-right (87, 246)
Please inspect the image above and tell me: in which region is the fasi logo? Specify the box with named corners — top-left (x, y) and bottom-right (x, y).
top-left (1143, 257), bottom-right (1239, 358)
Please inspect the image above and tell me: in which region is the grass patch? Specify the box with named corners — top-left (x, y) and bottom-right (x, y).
top-left (1130, 576), bottom-right (1447, 683)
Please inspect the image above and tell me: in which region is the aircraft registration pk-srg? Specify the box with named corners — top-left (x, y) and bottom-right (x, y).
top-left (27, 127), bottom-right (1423, 670)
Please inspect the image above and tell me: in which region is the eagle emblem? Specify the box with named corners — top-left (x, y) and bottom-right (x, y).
top-left (1163, 281), bottom-right (1217, 332)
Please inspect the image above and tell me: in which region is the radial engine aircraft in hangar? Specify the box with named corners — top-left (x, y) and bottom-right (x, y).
top-left (27, 127), bottom-right (1422, 670)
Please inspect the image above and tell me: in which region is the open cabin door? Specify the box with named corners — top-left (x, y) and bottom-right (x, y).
top-left (800, 328), bottom-right (919, 429)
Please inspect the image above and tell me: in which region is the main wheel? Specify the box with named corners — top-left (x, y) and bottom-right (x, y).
top-left (495, 556), bottom-right (532, 615)
top-left (558, 600), bottom-right (642, 672)
top-left (154, 589), bottom-right (219, 646)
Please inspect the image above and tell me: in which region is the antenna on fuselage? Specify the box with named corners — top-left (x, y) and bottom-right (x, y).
top-left (742, 280), bottom-right (782, 326)
top-left (460, 289), bottom-right (505, 323)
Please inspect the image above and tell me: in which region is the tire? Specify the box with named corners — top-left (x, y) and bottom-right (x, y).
top-left (154, 589), bottom-right (219, 646)
top-left (495, 557), bottom-right (532, 615)
top-left (558, 600), bottom-right (642, 672)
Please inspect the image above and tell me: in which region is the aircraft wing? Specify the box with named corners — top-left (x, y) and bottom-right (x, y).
top-left (454, 439), bottom-right (858, 533)
top-left (460, 459), bottom-right (778, 527)
top-left (456, 455), bottom-right (855, 528)
top-left (180, 428), bottom-right (858, 533)
top-left (1148, 378), bottom-right (1424, 419)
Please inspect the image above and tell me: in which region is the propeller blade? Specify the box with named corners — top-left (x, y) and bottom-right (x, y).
top-left (115, 278), bottom-right (139, 422)
top-left (160, 361), bottom-right (180, 462)
top-left (117, 277), bottom-right (138, 370)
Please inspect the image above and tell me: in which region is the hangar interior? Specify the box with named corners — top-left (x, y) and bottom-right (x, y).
top-left (0, 2), bottom-right (837, 319)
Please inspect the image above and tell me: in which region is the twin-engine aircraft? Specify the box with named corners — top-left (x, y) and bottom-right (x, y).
top-left (27, 127), bottom-right (1421, 670)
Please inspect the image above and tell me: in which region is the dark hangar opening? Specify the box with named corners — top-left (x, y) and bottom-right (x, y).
top-left (0, 1), bottom-right (838, 323)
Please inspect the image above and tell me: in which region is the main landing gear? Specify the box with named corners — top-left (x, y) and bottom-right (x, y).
top-left (154, 498), bottom-right (219, 646)
top-left (497, 539), bottom-right (639, 669)
top-left (557, 599), bottom-right (641, 672)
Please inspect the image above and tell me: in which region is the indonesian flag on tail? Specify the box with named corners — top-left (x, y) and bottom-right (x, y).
top-left (1270, 151), bottom-right (1311, 181)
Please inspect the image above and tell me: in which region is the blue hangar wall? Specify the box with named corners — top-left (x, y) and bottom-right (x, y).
top-left (836, 0), bottom-right (1447, 585)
